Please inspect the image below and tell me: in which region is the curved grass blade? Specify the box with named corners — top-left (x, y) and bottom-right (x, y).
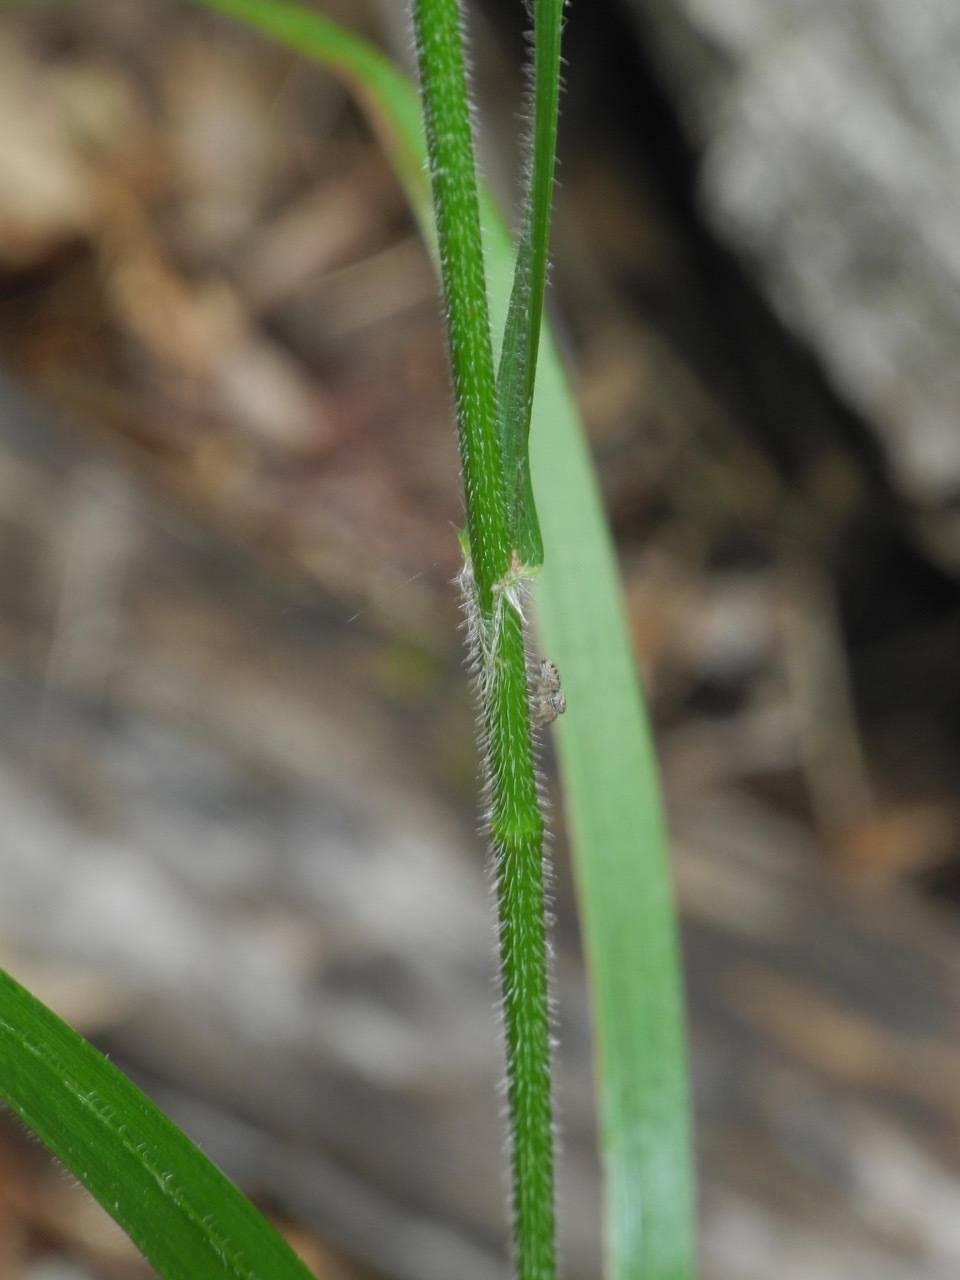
top-left (494, 0), bottom-right (564, 569)
top-left (0, 968), bottom-right (318, 1280)
top-left (191, 3), bottom-right (694, 1276)
top-left (531, 388), bottom-right (695, 1280)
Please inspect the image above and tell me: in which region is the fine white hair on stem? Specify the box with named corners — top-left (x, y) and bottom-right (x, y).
top-left (457, 549), bottom-right (559, 1258)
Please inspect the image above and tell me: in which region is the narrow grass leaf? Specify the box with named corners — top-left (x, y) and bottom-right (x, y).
top-left (192, 3), bottom-right (694, 1276)
top-left (494, 0), bottom-right (564, 569)
top-left (0, 968), bottom-right (318, 1280)
top-left (532, 379), bottom-right (696, 1280)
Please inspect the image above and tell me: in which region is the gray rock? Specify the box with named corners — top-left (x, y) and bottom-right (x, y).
top-left (619, 0), bottom-right (960, 565)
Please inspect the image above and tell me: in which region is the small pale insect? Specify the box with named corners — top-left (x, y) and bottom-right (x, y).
top-left (531, 657), bottom-right (566, 726)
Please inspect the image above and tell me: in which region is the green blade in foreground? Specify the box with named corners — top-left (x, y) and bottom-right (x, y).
top-left (0, 968), bottom-right (317, 1280)
top-left (191, 3), bottom-right (695, 1277)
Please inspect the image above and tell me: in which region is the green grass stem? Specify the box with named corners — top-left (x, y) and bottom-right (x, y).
top-left (411, 0), bottom-right (510, 616)
top-left (411, 2), bottom-right (556, 1276)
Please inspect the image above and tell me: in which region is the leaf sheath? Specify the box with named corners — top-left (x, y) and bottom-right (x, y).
top-left (412, 0), bottom-right (508, 615)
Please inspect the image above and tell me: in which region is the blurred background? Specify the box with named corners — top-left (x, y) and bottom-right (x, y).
top-left (1, 0), bottom-right (959, 1277)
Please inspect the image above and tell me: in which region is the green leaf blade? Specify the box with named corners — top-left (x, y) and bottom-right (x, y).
top-left (0, 968), bottom-right (317, 1280)
top-left (495, 0), bottom-right (564, 569)
top-left (530, 358), bottom-right (695, 1280)
top-left (495, 242), bottom-right (544, 566)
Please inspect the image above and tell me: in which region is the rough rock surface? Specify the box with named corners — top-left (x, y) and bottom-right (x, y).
top-left (618, 0), bottom-right (960, 566)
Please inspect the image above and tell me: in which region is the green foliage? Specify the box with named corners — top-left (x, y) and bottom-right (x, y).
top-left (0, 3), bottom-right (694, 1279)
top-left (0, 968), bottom-right (317, 1280)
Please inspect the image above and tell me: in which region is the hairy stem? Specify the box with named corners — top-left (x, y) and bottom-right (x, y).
top-left (411, 2), bottom-right (555, 1276)
top-left (485, 602), bottom-right (554, 1280)
top-left (411, 0), bottom-right (508, 613)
